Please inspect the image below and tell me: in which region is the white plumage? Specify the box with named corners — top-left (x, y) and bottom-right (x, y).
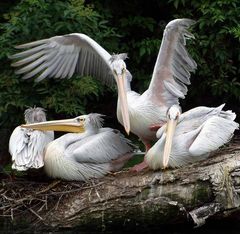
top-left (22, 113), bottom-right (136, 181)
top-left (10, 19), bottom-right (196, 151)
top-left (9, 107), bottom-right (54, 171)
top-left (10, 33), bottom-right (114, 85)
top-left (146, 105), bottom-right (239, 170)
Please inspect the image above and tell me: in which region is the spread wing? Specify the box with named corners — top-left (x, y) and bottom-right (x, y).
top-left (10, 33), bottom-right (115, 86)
top-left (146, 19), bottom-right (197, 107)
top-left (9, 127), bottom-right (54, 170)
top-left (65, 129), bottom-right (134, 164)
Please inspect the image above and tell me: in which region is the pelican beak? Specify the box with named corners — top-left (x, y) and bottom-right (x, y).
top-left (162, 116), bottom-right (179, 169)
top-left (21, 117), bottom-right (85, 133)
top-left (116, 71), bottom-right (130, 134)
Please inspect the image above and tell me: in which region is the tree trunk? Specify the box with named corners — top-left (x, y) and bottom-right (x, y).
top-left (1, 138), bottom-right (240, 232)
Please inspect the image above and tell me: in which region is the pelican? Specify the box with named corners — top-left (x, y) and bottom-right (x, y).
top-left (9, 107), bottom-right (54, 171)
top-left (21, 113), bottom-right (136, 181)
top-left (146, 104), bottom-right (239, 170)
top-left (10, 19), bottom-right (197, 170)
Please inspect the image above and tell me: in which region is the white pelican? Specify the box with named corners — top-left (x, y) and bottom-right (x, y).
top-left (10, 19), bottom-right (197, 170)
top-left (9, 107), bottom-right (54, 171)
top-left (21, 113), bottom-right (136, 181)
top-left (146, 104), bottom-right (239, 170)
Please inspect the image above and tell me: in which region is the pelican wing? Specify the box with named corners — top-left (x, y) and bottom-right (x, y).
top-left (147, 19), bottom-right (197, 107)
top-left (176, 104), bottom-right (237, 136)
top-left (189, 116), bottom-right (239, 156)
top-left (65, 128), bottom-right (134, 164)
top-left (9, 127), bottom-right (28, 171)
top-left (9, 127), bottom-right (54, 170)
top-left (176, 105), bottom-right (224, 135)
top-left (10, 33), bottom-right (115, 86)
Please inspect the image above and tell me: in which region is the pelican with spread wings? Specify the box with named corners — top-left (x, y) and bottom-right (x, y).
top-left (10, 19), bottom-right (197, 171)
top-left (21, 113), bottom-right (136, 181)
top-left (9, 107), bottom-right (54, 171)
top-left (146, 104), bottom-right (239, 170)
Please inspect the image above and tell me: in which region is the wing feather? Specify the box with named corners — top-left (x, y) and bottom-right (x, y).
top-left (15, 54), bottom-right (47, 74)
top-left (65, 129), bottom-right (134, 164)
top-left (9, 127), bottom-right (54, 170)
top-left (10, 33), bottom-right (115, 86)
top-left (11, 50), bottom-right (46, 67)
top-left (189, 116), bottom-right (239, 156)
top-left (14, 38), bottom-right (50, 49)
top-left (33, 54), bottom-right (60, 81)
top-left (175, 105), bottom-right (225, 136)
top-left (164, 80), bottom-right (185, 99)
top-left (21, 58), bottom-right (49, 79)
top-left (147, 19), bottom-right (197, 107)
top-left (56, 54), bottom-right (71, 78)
top-left (61, 55), bottom-right (73, 78)
top-left (10, 44), bottom-right (49, 59)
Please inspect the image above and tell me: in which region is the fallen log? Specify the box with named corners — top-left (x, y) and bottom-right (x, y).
top-left (1, 137), bottom-right (240, 232)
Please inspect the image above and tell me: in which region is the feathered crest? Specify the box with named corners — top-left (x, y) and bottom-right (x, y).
top-left (88, 113), bottom-right (105, 129)
top-left (24, 107), bottom-right (47, 124)
top-left (109, 53), bottom-right (128, 63)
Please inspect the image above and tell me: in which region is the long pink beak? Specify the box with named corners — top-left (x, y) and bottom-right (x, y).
top-left (162, 118), bottom-right (178, 169)
top-left (116, 73), bottom-right (130, 134)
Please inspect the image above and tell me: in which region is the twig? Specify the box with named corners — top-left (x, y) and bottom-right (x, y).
top-left (35, 180), bottom-right (61, 195)
top-left (11, 208), bottom-right (13, 221)
top-left (24, 204), bottom-right (43, 221)
top-left (45, 195), bottom-right (48, 210)
top-left (54, 194), bottom-right (64, 210)
top-left (1, 194), bottom-right (15, 201)
top-left (48, 182), bottom-right (105, 196)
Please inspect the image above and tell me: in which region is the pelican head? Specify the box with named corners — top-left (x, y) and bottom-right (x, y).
top-left (21, 113), bottom-right (104, 133)
top-left (110, 53), bottom-right (128, 74)
top-left (162, 105), bottom-right (181, 169)
top-left (80, 113), bottom-right (104, 131)
top-left (110, 53), bottom-right (130, 135)
top-left (24, 107), bottom-right (47, 123)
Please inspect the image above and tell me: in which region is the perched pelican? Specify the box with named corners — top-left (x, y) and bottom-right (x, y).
top-left (146, 104), bottom-right (239, 170)
top-left (9, 107), bottom-right (54, 171)
top-left (10, 19), bottom-right (197, 170)
top-left (21, 113), bottom-right (136, 181)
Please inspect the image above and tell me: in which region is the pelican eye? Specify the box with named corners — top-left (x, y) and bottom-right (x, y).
top-left (76, 117), bottom-right (85, 122)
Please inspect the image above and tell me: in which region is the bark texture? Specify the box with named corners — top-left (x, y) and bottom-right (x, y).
top-left (1, 138), bottom-right (240, 232)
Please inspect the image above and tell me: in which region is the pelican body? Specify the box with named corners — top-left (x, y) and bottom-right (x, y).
top-left (116, 85), bottom-right (167, 144)
top-left (146, 105), bottom-right (239, 170)
top-left (10, 19), bottom-right (197, 152)
top-left (22, 114), bottom-right (136, 181)
top-left (116, 18), bottom-right (197, 145)
top-left (9, 107), bottom-right (54, 171)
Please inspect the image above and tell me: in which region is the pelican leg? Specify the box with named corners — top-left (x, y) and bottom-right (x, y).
top-left (129, 160), bottom-right (148, 172)
top-left (144, 141), bottom-right (152, 152)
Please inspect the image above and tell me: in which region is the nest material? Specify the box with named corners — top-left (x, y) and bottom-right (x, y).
top-left (0, 176), bottom-right (103, 227)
